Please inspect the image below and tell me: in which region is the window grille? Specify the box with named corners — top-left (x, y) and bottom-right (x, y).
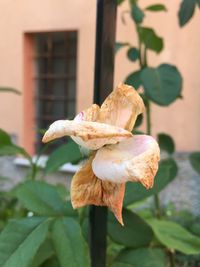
top-left (34, 31), bottom-right (77, 152)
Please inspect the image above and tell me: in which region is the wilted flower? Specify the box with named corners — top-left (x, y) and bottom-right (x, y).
top-left (42, 84), bottom-right (160, 224)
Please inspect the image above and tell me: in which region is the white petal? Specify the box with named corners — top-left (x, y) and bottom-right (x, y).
top-left (92, 135), bottom-right (160, 189)
top-left (42, 120), bottom-right (132, 150)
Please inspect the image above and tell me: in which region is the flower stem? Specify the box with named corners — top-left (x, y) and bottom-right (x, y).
top-left (146, 100), bottom-right (151, 135)
top-left (168, 250), bottom-right (176, 267)
top-left (146, 100), bottom-right (161, 218)
top-left (136, 23), bottom-right (162, 219)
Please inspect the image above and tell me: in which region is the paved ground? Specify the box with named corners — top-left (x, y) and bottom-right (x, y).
top-left (0, 152), bottom-right (199, 215)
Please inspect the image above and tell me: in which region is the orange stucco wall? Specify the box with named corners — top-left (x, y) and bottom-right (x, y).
top-left (115, 0), bottom-right (200, 151)
top-left (0, 0), bottom-right (199, 153)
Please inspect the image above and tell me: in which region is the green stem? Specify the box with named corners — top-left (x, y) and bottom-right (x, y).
top-left (154, 194), bottom-right (161, 219)
top-left (30, 162), bottom-right (37, 180)
top-left (168, 250), bottom-right (175, 267)
top-left (136, 21), bottom-right (161, 219)
top-left (143, 46), bottom-right (147, 67)
top-left (146, 100), bottom-right (161, 218)
top-left (146, 100), bottom-right (151, 135)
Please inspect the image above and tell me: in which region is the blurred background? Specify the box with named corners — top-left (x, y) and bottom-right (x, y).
top-left (0, 0), bottom-right (200, 152)
top-left (0, 1), bottom-right (200, 267)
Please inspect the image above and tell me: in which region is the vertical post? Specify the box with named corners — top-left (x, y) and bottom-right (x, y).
top-left (89, 1), bottom-right (117, 267)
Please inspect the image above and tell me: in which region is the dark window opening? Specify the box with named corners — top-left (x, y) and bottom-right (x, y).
top-left (34, 31), bottom-right (77, 153)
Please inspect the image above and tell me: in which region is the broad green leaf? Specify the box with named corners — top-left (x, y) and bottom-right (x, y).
top-left (148, 219), bottom-right (200, 254)
top-left (131, 3), bottom-right (144, 24)
top-left (45, 141), bottom-right (82, 174)
top-left (0, 129), bottom-right (31, 161)
top-left (29, 238), bottom-right (54, 267)
top-left (145, 4), bottom-right (167, 12)
top-left (0, 129), bottom-right (12, 147)
top-left (141, 64), bottom-right (182, 106)
top-left (52, 217), bottom-right (90, 267)
top-left (127, 47), bottom-right (139, 61)
top-left (125, 70), bottom-right (142, 89)
top-left (16, 180), bottom-right (77, 216)
top-left (116, 248), bottom-right (167, 267)
top-left (190, 223), bottom-right (200, 237)
top-left (138, 27), bottom-right (163, 53)
top-left (0, 217), bottom-right (50, 267)
top-left (111, 263), bottom-right (132, 267)
top-left (0, 87), bottom-right (21, 95)
top-left (178, 0), bottom-right (196, 27)
top-left (196, 0), bottom-right (200, 8)
top-left (158, 133), bottom-right (175, 154)
top-left (0, 145), bottom-right (31, 161)
top-left (108, 209), bottom-right (153, 247)
top-left (124, 158), bottom-right (178, 206)
top-left (189, 152), bottom-right (200, 174)
top-left (41, 257), bottom-right (60, 267)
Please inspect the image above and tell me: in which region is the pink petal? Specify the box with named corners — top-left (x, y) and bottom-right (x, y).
top-left (92, 135), bottom-right (160, 189)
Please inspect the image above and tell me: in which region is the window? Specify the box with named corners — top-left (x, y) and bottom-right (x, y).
top-left (34, 31), bottom-right (77, 152)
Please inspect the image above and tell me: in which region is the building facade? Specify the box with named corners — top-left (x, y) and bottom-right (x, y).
top-left (0, 0), bottom-right (200, 154)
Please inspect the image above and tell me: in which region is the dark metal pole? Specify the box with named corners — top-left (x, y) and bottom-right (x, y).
top-left (89, 1), bottom-right (117, 267)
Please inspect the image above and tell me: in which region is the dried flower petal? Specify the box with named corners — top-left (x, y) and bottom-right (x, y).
top-left (97, 83), bottom-right (145, 131)
top-left (71, 155), bottom-right (125, 225)
top-left (92, 135), bottom-right (160, 189)
top-left (42, 120), bottom-right (132, 150)
top-left (74, 104), bottom-right (100, 122)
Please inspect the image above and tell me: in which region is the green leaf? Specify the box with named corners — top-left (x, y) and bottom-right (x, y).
top-left (116, 248), bottom-right (167, 267)
top-left (127, 47), bottom-right (139, 61)
top-left (124, 158), bottom-right (178, 206)
top-left (16, 180), bottom-right (77, 216)
top-left (145, 4), bottom-right (167, 12)
top-left (111, 263), bottom-right (132, 267)
top-left (52, 217), bottom-right (90, 267)
top-left (131, 3), bottom-right (145, 24)
top-left (158, 133), bottom-right (175, 154)
top-left (29, 238), bottom-right (54, 267)
top-left (0, 145), bottom-right (31, 161)
top-left (148, 219), bottom-right (200, 254)
top-left (108, 208), bottom-right (153, 247)
top-left (0, 129), bottom-right (31, 161)
top-left (189, 152), bottom-right (200, 174)
top-left (115, 42), bottom-right (129, 53)
top-left (45, 141), bottom-right (82, 174)
top-left (0, 129), bottom-right (12, 147)
top-left (141, 64), bottom-right (182, 106)
top-left (41, 257), bottom-right (60, 267)
top-left (178, 0), bottom-right (196, 27)
top-left (138, 27), bottom-right (163, 53)
top-left (0, 217), bottom-right (50, 267)
top-left (190, 223), bottom-right (200, 237)
top-left (125, 70), bottom-right (142, 89)
top-left (0, 87), bottom-right (21, 95)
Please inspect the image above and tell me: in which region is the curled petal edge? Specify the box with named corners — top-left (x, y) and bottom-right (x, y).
top-left (92, 135), bottom-right (160, 189)
top-left (42, 120), bottom-right (132, 150)
top-left (71, 155), bottom-right (125, 225)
